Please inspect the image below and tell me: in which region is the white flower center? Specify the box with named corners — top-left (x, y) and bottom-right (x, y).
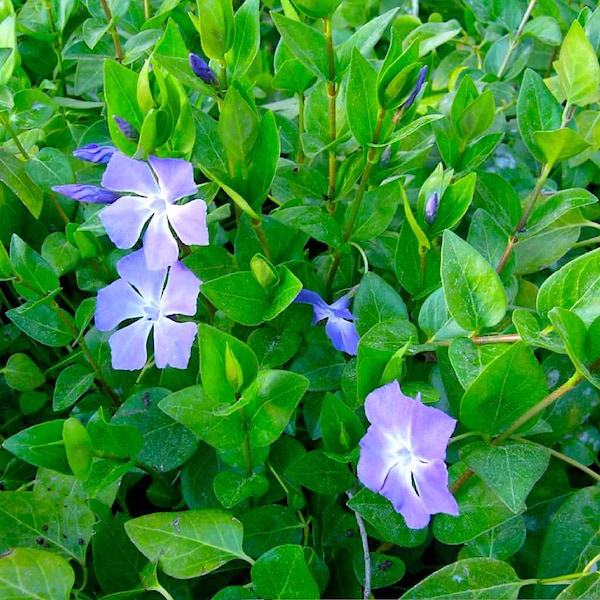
top-left (142, 301), bottom-right (161, 321)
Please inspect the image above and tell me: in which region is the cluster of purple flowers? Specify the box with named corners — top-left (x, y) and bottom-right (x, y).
top-left (54, 146), bottom-right (207, 371)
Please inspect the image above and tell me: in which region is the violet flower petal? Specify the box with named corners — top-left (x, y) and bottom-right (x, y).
top-left (52, 184), bottom-right (120, 204)
top-left (413, 460), bottom-right (459, 516)
top-left (149, 155), bottom-right (198, 203)
top-left (160, 261), bottom-right (201, 316)
top-left (326, 316), bottom-right (359, 354)
top-left (153, 318), bottom-right (197, 369)
top-left (357, 426), bottom-right (398, 491)
top-left (143, 213), bottom-right (180, 271)
top-left (295, 289), bottom-right (331, 323)
top-left (102, 152), bottom-right (160, 197)
top-left (108, 319), bottom-right (153, 371)
top-left (403, 65), bottom-right (428, 111)
top-left (425, 192), bottom-right (439, 225)
top-left (409, 399), bottom-right (458, 461)
top-left (99, 195), bottom-right (154, 249)
top-left (72, 144), bottom-right (118, 164)
top-left (166, 199), bottom-right (209, 247)
top-left (116, 250), bottom-right (166, 303)
top-left (95, 278), bottom-right (145, 332)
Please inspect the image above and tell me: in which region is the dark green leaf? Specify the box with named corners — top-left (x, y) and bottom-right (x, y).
top-left (2, 353), bottom-right (44, 391)
top-left (285, 450), bottom-right (354, 494)
top-left (346, 49), bottom-right (378, 146)
top-left (53, 364), bottom-right (95, 411)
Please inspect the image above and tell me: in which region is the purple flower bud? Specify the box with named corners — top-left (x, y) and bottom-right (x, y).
top-left (52, 184), bottom-right (120, 204)
top-left (189, 53), bottom-right (217, 85)
top-left (72, 144), bottom-right (117, 164)
top-left (403, 65), bottom-right (428, 111)
top-left (113, 116), bottom-right (139, 141)
top-left (425, 192), bottom-right (439, 225)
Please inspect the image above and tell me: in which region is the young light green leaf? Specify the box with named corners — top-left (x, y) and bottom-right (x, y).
top-left (441, 230), bottom-right (507, 332)
top-left (125, 510), bottom-right (252, 578)
top-left (226, 0), bottom-right (260, 79)
top-left (533, 128), bottom-right (590, 168)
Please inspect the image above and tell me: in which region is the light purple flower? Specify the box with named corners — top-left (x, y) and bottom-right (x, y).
top-left (294, 289), bottom-right (359, 355)
top-left (95, 250), bottom-right (200, 371)
top-left (424, 191), bottom-right (439, 225)
top-left (73, 144), bottom-right (118, 164)
top-left (98, 152), bottom-right (209, 270)
top-left (52, 184), bottom-right (119, 204)
top-left (357, 381), bottom-right (459, 529)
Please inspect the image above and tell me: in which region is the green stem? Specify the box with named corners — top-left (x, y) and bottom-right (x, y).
top-left (297, 92), bottom-right (305, 164)
top-left (428, 333), bottom-right (522, 346)
top-left (42, 0), bottom-right (66, 95)
top-left (512, 436), bottom-right (600, 483)
top-left (100, 0), bottom-right (124, 62)
top-left (324, 16), bottom-right (337, 209)
top-left (0, 112), bottom-right (29, 159)
top-left (496, 0), bottom-right (537, 78)
top-left (220, 60), bottom-right (228, 91)
top-left (537, 573), bottom-right (585, 586)
top-left (252, 219), bottom-right (272, 261)
top-left (143, 0), bottom-right (150, 20)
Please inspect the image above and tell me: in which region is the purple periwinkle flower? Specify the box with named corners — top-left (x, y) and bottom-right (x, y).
top-left (403, 65), bottom-right (428, 111)
top-left (72, 144), bottom-right (118, 164)
top-left (52, 184), bottom-right (119, 204)
top-left (95, 249), bottom-right (200, 371)
top-left (357, 381), bottom-right (459, 529)
top-left (99, 152), bottom-right (209, 270)
top-left (425, 191), bottom-right (439, 225)
top-left (294, 288), bottom-right (359, 355)
top-left (113, 116), bottom-right (139, 141)
top-left (189, 53), bottom-right (217, 85)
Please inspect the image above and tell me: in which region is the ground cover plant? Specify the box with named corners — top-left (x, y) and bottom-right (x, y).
top-left (0, 0), bottom-right (599, 597)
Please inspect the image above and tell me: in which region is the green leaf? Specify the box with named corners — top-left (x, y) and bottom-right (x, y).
top-left (354, 272), bottom-right (408, 336)
top-left (467, 209), bottom-right (514, 273)
top-left (460, 441), bottom-right (550, 512)
top-left (448, 338), bottom-right (510, 389)
top-left (247, 328), bottom-right (302, 369)
top-left (113, 388), bottom-right (198, 472)
top-left (53, 364), bottom-right (95, 411)
top-left (319, 393), bottom-right (364, 454)
top-left (251, 545), bottom-right (319, 599)
top-left (473, 171), bottom-right (521, 233)
top-left (213, 471), bottom-right (269, 509)
top-left (41, 232), bottom-right (80, 277)
top-left (428, 173), bottom-right (476, 238)
top-left (198, 323), bottom-right (259, 405)
top-left (196, 0), bottom-right (234, 60)
top-left (538, 487), bottom-right (600, 594)
top-left (87, 408), bottom-right (144, 459)
top-left (350, 179), bottom-right (400, 242)
top-left (2, 420), bottom-right (70, 474)
top-left (554, 20), bottom-right (600, 106)
top-left (125, 509), bottom-right (252, 579)
top-left (0, 151), bottom-right (43, 218)
top-left (354, 551), bottom-right (405, 590)
top-left (7, 301), bottom-right (75, 347)
top-left (272, 205), bottom-right (344, 249)
top-left (226, 0), bottom-right (259, 79)
top-left (272, 39), bottom-right (317, 93)
top-left (10, 234), bottom-right (60, 300)
top-left (2, 353), bottom-right (44, 391)
top-left (456, 90), bottom-right (495, 143)
top-left (459, 132), bottom-right (504, 172)
top-left (441, 230), bottom-right (507, 332)
top-left (0, 14), bottom-right (16, 86)
top-left (517, 69), bottom-right (563, 162)
top-left (271, 13), bottom-right (329, 81)
top-left (522, 16), bottom-right (562, 46)
top-left (460, 342), bottom-right (548, 435)
top-left (485, 35), bottom-right (533, 80)
top-left (285, 450), bottom-right (354, 494)
top-left (461, 516), bottom-right (526, 561)
top-left (557, 573), bottom-right (600, 599)
top-left (400, 558), bottom-right (525, 599)
top-left (200, 265), bottom-right (303, 326)
top-left (346, 49), bottom-right (379, 147)
top-left (537, 248), bottom-right (600, 327)
top-left (0, 547), bottom-right (75, 599)
top-left (347, 488), bottom-right (429, 547)
top-left (533, 128), bottom-right (590, 167)
top-left (512, 308), bottom-right (564, 353)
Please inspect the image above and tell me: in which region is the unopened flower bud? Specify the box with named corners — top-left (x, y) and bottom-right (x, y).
top-left (225, 342), bottom-right (243, 393)
top-left (52, 184), bottom-right (120, 204)
top-left (189, 53), bottom-right (217, 85)
top-left (73, 143), bottom-right (117, 164)
top-left (424, 191), bottom-right (439, 225)
top-left (250, 254), bottom-right (279, 290)
top-left (113, 116), bottom-right (139, 141)
top-left (403, 65), bottom-right (428, 111)
top-left (63, 417), bottom-right (94, 481)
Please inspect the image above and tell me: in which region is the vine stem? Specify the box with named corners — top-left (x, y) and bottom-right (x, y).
top-left (427, 333), bottom-right (522, 347)
top-left (347, 490), bottom-right (371, 600)
top-left (325, 109), bottom-right (386, 296)
top-left (324, 16), bottom-right (337, 211)
top-left (42, 0), bottom-right (66, 95)
top-left (496, 0), bottom-right (537, 78)
top-left (100, 0), bottom-right (124, 62)
top-left (0, 112), bottom-right (29, 159)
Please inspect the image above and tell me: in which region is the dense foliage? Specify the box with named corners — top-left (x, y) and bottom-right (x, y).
top-left (0, 0), bottom-right (599, 598)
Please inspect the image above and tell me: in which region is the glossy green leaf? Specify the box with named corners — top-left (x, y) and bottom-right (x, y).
top-left (354, 271), bottom-right (408, 336)
top-left (467, 209), bottom-right (514, 273)
top-left (196, 0), bottom-right (234, 60)
top-left (125, 510), bottom-right (252, 579)
top-left (554, 20), bottom-right (600, 106)
top-left (7, 302), bottom-right (75, 347)
top-left (428, 173), bottom-right (476, 238)
top-left (2, 352), bottom-right (44, 391)
top-left (350, 179), bottom-right (399, 242)
top-left (537, 248), bottom-right (600, 327)
top-left (226, 0), bottom-right (260, 78)
top-left (53, 363), bottom-right (95, 411)
top-left (441, 230), bottom-right (507, 332)
top-left (272, 206), bottom-right (344, 249)
top-left (285, 450), bottom-right (354, 494)
top-left (461, 516), bottom-right (526, 561)
top-left (448, 338), bottom-right (510, 389)
top-left (460, 342), bottom-right (548, 435)
top-left (400, 558), bottom-right (525, 599)
top-left (557, 573), bottom-right (600, 599)
top-left (247, 328), bottom-right (302, 368)
top-left (10, 234), bottom-right (59, 300)
top-left (346, 48), bottom-right (379, 147)
top-left (271, 13), bottom-right (329, 81)
top-left (251, 544), bottom-right (319, 599)
top-left (456, 90), bottom-right (495, 143)
top-left (213, 471), bottom-right (269, 509)
top-left (354, 551), bottom-right (405, 589)
top-left (533, 128), bottom-right (590, 167)
top-left (473, 171), bottom-right (521, 233)
top-left (319, 393), bottom-right (364, 454)
top-left (517, 69), bottom-right (563, 162)
top-left (460, 441), bottom-right (550, 512)
top-left (0, 547), bottom-right (75, 599)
